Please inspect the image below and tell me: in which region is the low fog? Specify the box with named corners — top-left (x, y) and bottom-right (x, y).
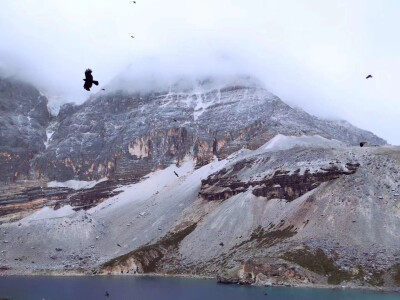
top-left (1, 0), bottom-right (400, 144)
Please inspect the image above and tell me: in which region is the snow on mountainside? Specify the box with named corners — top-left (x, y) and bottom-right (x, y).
top-left (23, 205), bottom-right (75, 221)
top-left (47, 178), bottom-right (108, 190)
top-left (258, 134), bottom-right (345, 152)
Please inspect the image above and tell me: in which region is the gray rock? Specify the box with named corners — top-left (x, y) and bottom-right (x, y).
top-left (0, 76), bottom-right (50, 182)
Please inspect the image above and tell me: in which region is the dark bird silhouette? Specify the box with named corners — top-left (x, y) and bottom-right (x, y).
top-left (83, 69), bottom-right (99, 91)
top-left (174, 171), bottom-right (179, 177)
top-left (117, 243), bottom-right (121, 247)
top-left (133, 1), bottom-right (136, 3)
top-left (219, 242), bottom-right (224, 247)
top-left (366, 75), bottom-right (373, 79)
top-left (131, 35), bottom-right (135, 38)
top-left (105, 291), bottom-right (110, 297)
top-left (173, 119), bottom-right (178, 122)
top-left (101, 88), bottom-right (105, 91)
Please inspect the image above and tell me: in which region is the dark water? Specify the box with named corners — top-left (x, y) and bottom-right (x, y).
top-left (0, 276), bottom-right (399, 300)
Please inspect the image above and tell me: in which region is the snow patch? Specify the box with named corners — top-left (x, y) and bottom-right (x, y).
top-left (89, 156), bottom-right (229, 215)
top-left (90, 158), bottom-right (196, 213)
top-left (193, 92), bottom-right (218, 120)
top-left (258, 134), bottom-right (344, 153)
top-left (23, 205), bottom-right (75, 221)
top-left (44, 129), bottom-right (54, 149)
top-left (48, 178), bottom-right (107, 190)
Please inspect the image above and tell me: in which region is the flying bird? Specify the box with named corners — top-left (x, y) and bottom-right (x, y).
top-left (117, 243), bottom-right (121, 247)
top-left (366, 75), bottom-right (373, 79)
top-left (105, 291), bottom-right (110, 297)
top-left (133, 1), bottom-right (136, 3)
top-left (174, 171), bottom-right (179, 177)
top-left (83, 69), bottom-right (99, 91)
top-left (131, 36), bottom-right (135, 38)
top-left (101, 88), bottom-right (105, 91)
top-left (173, 119), bottom-right (178, 122)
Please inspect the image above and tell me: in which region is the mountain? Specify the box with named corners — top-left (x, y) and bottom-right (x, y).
top-left (1, 75), bottom-right (399, 290)
top-left (0, 75), bottom-right (385, 185)
top-left (31, 75), bottom-right (385, 183)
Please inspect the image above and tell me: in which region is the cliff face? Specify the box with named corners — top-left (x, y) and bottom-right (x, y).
top-left (30, 77), bottom-right (384, 183)
top-left (0, 77), bottom-right (50, 182)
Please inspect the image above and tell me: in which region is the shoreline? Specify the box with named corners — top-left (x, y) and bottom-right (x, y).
top-left (1, 270), bottom-right (399, 293)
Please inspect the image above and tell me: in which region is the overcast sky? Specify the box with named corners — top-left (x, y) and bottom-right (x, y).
top-left (1, 0), bottom-right (400, 144)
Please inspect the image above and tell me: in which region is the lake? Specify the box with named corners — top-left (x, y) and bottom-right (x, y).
top-left (0, 276), bottom-right (399, 300)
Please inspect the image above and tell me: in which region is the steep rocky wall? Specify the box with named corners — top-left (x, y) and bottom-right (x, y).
top-left (33, 125), bottom-right (192, 181)
top-left (0, 77), bottom-right (50, 182)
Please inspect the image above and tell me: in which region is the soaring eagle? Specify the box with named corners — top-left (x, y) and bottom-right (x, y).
top-left (366, 74), bottom-right (373, 79)
top-left (83, 69), bottom-right (99, 91)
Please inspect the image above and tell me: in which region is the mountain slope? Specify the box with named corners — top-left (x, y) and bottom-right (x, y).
top-left (1, 135), bottom-right (400, 288)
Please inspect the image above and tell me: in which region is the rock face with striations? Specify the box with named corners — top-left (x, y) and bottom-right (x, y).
top-left (0, 77), bottom-right (50, 182)
top-left (32, 76), bottom-right (385, 182)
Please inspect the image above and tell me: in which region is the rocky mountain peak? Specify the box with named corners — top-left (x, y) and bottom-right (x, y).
top-left (0, 74), bottom-right (386, 183)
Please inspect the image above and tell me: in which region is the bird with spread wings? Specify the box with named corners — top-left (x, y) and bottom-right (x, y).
top-left (83, 69), bottom-right (99, 91)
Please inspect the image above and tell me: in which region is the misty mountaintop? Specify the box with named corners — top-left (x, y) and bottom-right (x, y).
top-left (0, 73), bottom-right (385, 183)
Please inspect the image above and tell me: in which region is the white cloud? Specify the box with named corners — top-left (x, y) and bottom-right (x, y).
top-left (0, 0), bottom-right (399, 144)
